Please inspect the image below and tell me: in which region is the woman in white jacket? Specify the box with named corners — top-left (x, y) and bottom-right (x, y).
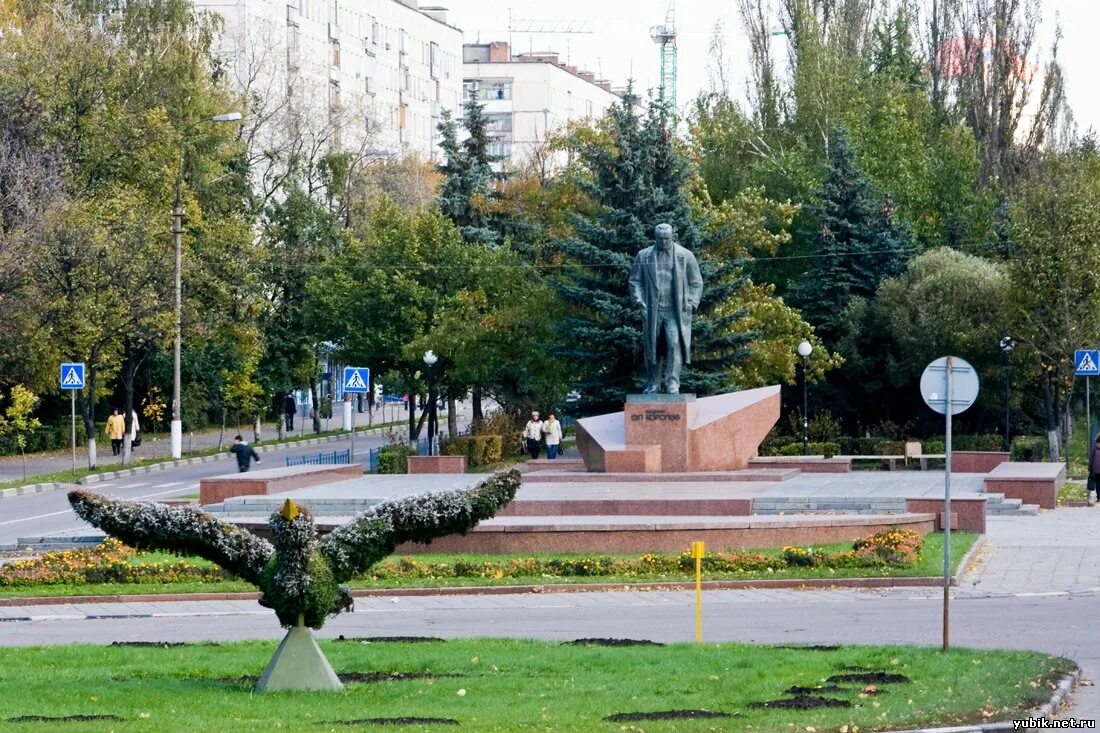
top-left (542, 412), bottom-right (563, 459)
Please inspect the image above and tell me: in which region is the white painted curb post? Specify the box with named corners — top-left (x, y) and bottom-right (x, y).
top-left (342, 397), bottom-right (352, 432)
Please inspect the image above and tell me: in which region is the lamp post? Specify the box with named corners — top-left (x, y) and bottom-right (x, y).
top-left (170, 112), bottom-right (243, 459)
top-left (1000, 337), bottom-right (1014, 452)
top-left (797, 340), bottom-right (813, 456)
top-left (423, 350), bottom-right (438, 456)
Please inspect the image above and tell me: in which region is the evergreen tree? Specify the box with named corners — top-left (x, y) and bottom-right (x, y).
top-left (554, 89), bottom-right (752, 415)
top-left (436, 95), bottom-right (496, 246)
top-left (791, 130), bottom-right (914, 347)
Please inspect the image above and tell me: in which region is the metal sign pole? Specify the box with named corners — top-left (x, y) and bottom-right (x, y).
top-left (943, 357), bottom-right (953, 652)
top-left (351, 403), bottom-right (356, 465)
top-left (71, 391), bottom-right (77, 479)
top-left (1087, 377), bottom-right (1092, 463)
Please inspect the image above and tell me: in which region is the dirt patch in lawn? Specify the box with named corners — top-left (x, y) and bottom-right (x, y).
top-left (110, 641), bottom-right (195, 648)
top-left (334, 635), bottom-right (445, 643)
top-left (567, 638), bottom-right (663, 647)
top-left (321, 717), bottom-right (458, 726)
top-left (827, 671), bottom-right (910, 684)
top-left (606, 710), bottom-right (739, 722)
top-left (9, 715), bottom-right (126, 723)
top-left (750, 695), bottom-right (852, 710)
top-left (785, 684), bottom-right (847, 695)
top-left (213, 672), bottom-right (463, 685)
top-left (776, 644), bottom-right (841, 651)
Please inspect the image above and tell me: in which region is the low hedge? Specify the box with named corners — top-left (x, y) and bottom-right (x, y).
top-left (0, 423), bottom-right (88, 457)
top-left (1010, 436), bottom-right (1049, 462)
top-left (773, 441), bottom-right (840, 458)
top-left (377, 444), bottom-right (416, 474)
top-left (443, 435), bottom-right (503, 468)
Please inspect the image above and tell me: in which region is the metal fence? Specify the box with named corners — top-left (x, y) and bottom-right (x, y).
top-left (285, 449), bottom-right (352, 467)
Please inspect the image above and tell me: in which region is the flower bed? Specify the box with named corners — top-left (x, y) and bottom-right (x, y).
top-left (0, 529), bottom-right (928, 590)
top-left (0, 539), bottom-right (230, 588)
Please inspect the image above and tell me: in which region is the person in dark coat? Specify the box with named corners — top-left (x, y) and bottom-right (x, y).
top-left (230, 435), bottom-right (261, 473)
top-left (283, 393), bottom-right (296, 431)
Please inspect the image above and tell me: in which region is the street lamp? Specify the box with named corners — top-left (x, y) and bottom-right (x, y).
top-left (170, 111), bottom-right (243, 459)
top-left (423, 350), bottom-right (439, 457)
top-left (797, 340), bottom-right (813, 456)
top-left (1000, 336), bottom-right (1014, 452)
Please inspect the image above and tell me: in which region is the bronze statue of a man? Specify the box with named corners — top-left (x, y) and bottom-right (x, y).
top-left (628, 223), bottom-right (704, 394)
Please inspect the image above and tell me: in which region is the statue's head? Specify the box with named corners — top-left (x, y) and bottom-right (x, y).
top-left (655, 223), bottom-right (674, 252)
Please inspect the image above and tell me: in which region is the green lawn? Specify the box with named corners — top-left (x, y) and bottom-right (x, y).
top-left (0, 638), bottom-right (1072, 732)
top-left (0, 533), bottom-right (979, 599)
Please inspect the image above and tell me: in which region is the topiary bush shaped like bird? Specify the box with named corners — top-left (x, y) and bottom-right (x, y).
top-left (68, 469), bottom-right (521, 629)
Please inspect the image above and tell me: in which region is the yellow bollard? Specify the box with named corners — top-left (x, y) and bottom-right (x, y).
top-left (691, 541), bottom-right (705, 644)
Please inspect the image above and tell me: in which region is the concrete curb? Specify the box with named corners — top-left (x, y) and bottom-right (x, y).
top-left (886, 669), bottom-right (1079, 732)
top-left (0, 573), bottom-right (974, 607)
top-left (0, 425), bottom-right (401, 498)
top-left (0, 482), bottom-right (68, 499)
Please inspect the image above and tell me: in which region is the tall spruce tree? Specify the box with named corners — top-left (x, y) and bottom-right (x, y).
top-left (791, 131), bottom-right (914, 347)
top-left (437, 95), bottom-right (496, 246)
top-left (554, 89), bottom-right (752, 415)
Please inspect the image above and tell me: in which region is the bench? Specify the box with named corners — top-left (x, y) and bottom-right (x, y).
top-left (842, 443), bottom-right (946, 471)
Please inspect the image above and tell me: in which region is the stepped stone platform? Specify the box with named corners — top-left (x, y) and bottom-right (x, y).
top-left (984, 461), bottom-right (1064, 510)
top-left (199, 463), bottom-right (364, 505)
top-left (523, 468), bottom-right (799, 483)
top-left (219, 512), bottom-right (937, 553)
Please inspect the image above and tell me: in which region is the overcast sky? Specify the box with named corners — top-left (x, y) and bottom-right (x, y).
top-left (443, 0), bottom-right (1099, 134)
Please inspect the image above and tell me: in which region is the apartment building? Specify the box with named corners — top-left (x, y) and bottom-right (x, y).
top-left (198, 0), bottom-right (463, 160)
top-left (461, 42), bottom-right (622, 169)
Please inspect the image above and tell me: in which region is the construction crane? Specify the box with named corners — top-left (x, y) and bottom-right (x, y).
top-left (650, 1), bottom-right (677, 110)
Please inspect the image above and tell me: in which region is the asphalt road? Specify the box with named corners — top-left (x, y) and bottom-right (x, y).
top-left (0, 430), bottom-right (400, 547)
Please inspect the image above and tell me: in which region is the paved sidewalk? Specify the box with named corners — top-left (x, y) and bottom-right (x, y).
top-left (957, 508), bottom-right (1100, 596)
top-left (0, 409), bottom-right (422, 484)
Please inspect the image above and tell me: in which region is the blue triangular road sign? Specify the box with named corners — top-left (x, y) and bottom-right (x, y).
top-left (1076, 350), bottom-right (1099, 375)
top-left (60, 363), bottom-right (85, 389)
top-left (343, 367), bottom-right (370, 393)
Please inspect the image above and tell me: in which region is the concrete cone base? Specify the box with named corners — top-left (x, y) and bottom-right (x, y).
top-left (255, 625), bottom-right (344, 692)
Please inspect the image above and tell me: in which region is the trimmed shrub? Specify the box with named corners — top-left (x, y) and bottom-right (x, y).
top-left (1011, 436), bottom-right (1048, 462)
top-left (924, 440), bottom-right (945, 454)
top-left (953, 434), bottom-right (1004, 452)
top-left (443, 435), bottom-right (504, 468)
top-left (855, 437), bottom-right (888, 455)
top-left (883, 440), bottom-right (906, 456)
top-left (775, 442), bottom-right (840, 458)
top-left (472, 411), bottom-right (526, 456)
top-left (377, 444), bottom-right (416, 474)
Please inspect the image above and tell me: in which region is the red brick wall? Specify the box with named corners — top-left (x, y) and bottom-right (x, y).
top-left (407, 456), bottom-right (467, 474)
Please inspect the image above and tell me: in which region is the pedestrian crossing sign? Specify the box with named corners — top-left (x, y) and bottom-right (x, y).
top-left (1075, 350), bottom-right (1100, 376)
top-left (60, 362), bottom-right (86, 390)
top-left (342, 366), bottom-right (370, 394)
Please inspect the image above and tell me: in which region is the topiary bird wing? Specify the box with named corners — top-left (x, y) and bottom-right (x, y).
top-left (319, 469), bottom-right (521, 584)
top-left (68, 490), bottom-right (275, 586)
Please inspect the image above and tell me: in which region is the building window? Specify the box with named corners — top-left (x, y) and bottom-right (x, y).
top-left (370, 16), bottom-right (378, 44)
top-left (331, 40), bottom-right (341, 68)
top-left (486, 113), bottom-right (512, 132)
top-left (365, 76), bottom-right (374, 95)
top-left (484, 81), bottom-right (511, 100)
top-left (329, 80), bottom-right (341, 110)
top-left (399, 104), bottom-right (407, 129)
top-left (462, 80), bottom-right (477, 101)
top-left (488, 140), bottom-right (512, 158)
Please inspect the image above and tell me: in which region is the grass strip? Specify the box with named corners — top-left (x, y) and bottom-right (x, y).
top-left (0, 638), bottom-right (1072, 732)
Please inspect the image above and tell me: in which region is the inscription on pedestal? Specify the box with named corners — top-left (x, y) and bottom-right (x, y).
top-left (631, 408), bottom-right (683, 422)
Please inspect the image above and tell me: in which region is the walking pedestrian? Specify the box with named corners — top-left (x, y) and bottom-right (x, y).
top-left (522, 411), bottom-right (544, 460)
top-left (128, 409), bottom-right (142, 450)
top-left (230, 435), bottom-right (261, 473)
top-left (283, 393), bottom-right (297, 431)
top-left (542, 412), bottom-right (563, 460)
top-left (106, 409), bottom-right (125, 456)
